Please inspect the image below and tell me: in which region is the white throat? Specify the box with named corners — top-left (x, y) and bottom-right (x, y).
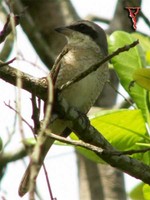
top-left (66, 31), bottom-right (100, 51)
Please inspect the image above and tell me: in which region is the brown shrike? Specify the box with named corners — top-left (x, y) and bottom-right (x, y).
top-left (18, 20), bottom-right (109, 196)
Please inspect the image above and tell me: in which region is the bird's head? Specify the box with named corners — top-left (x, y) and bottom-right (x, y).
top-left (55, 20), bottom-right (108, 56)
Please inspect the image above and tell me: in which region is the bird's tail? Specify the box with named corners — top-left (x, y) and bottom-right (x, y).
top-left (18, 119), bottom-right (70, 197)
top-left (18, 136), bottom-right (54, 197)
top-left (18, 162), bottom-right (32, 197)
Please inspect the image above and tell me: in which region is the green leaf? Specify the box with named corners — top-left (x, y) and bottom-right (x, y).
top-left (133, 68), bottom-right (150, 91)
top-left (143, 184), bottom-right (150, 200)
top-left (71, 109), bottom-right (148, 163)
top-left (109, 31), bottom-right (150, 123)
top-left (129, 182), bottom-right (144, 200)
top-left (132, 33), bottom-right (150, 65)
top-left (91, 109), bottom-right (147, 151)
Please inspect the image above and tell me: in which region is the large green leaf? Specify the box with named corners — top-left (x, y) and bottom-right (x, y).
top-left (71, 109), bottom-right (148, 163)
top-left (109, 31), bottom-right (150, 123)
top-left (91, 109), bottom-right (147, 150)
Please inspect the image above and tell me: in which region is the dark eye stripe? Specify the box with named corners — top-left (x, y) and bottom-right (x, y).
top-left (68, 23), bottom-right (97, 40)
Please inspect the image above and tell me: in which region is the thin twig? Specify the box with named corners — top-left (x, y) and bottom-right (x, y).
top-left (0, 14), bottom-right (20, 43)
top-left (29, 75), bottom-right (54, 199)
top-left (4, 102), bottom-right (34, 132)
top-left (50, 47), bottom-right (69, 84)
top-left (0, 57), bottom-right (16, 67)
top-left (46, 131), bottom-right (103, 154)
top-left (107, 80), bottom-right (135, 109)
top-left (31, 94), bottom-right (40, 134)
top-left (29, 101), bottom-right (56, 196)
top-left (46, 131), bottom-right (150, 156)
top-left (43, 164), bottom-right (57, 200)
top-left (59, 40), bottom-right (139, 91)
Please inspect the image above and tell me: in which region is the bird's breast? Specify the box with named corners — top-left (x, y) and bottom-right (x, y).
top-left (56, 47), bottom-right (109, 113)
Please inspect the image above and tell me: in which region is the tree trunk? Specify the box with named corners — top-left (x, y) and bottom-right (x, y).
top-left (77, 153), bottom-right (127, 200)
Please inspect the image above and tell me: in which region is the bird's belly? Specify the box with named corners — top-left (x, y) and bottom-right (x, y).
top-left (60, 63), bottom-right (108, 113)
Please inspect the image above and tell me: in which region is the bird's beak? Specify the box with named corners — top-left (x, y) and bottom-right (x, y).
top-left (55, 26), bottom-right (72, 36)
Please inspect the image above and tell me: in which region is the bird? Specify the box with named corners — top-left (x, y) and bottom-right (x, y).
top-left (18, 20), bottom-right (109, 197)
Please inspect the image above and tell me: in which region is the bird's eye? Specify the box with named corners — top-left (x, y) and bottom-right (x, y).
top-left (79, 24), bottom-right (86, 29)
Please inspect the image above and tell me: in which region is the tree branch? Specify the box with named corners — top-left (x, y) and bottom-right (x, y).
top-left (0, 64), bottom-right (48, 100)
top-left (0, 147), bottom-right (27, 166)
